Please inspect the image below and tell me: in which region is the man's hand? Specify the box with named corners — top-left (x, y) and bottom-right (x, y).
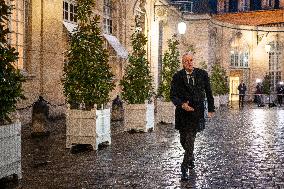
top-left (207, 112), bottom-right (214, 118)
top-left (181, 101), bottom-right (194, 112)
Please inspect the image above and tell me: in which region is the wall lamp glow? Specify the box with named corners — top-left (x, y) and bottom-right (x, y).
top-left (256, 78), bottom-right (262, 83)
top-left (178, 21), bottom-right (187, 34)
top-left (265, 44), bottom-right (271, 53)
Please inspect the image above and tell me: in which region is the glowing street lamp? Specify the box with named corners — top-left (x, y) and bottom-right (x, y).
top-left (256, 78), bottom-right (262, 83)
top-left (178, 21), bottom-right (186, 34)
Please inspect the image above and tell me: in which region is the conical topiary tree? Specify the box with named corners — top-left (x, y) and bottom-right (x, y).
top-left (0, 0), bottom-right (25, 124)
top-left (262, 73), bottom-right (271, 95)
top-left (63, 0), bottom-right (114, 110)
top-left (158, 36), bottom-right (180, 102)
top-left (210, 63), bottom-right (229, 96)
top-left (120, 23), bottom-right (153, 104)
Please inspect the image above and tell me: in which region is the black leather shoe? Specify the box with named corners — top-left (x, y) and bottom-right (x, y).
top-left (181, 167), bottom-right (189, 181)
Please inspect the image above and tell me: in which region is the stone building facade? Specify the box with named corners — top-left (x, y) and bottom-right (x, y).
top-left (6, 0), bottom-right (284, 123)
top-left (211, 9), bottom-right (284, 101)
top-left (9, 0), bottom-right (182, 123)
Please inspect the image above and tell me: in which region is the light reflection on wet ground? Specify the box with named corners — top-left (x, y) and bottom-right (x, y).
top-left (4, 105), bottom-right (284, 188)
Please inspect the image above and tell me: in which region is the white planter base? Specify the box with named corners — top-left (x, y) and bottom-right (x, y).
top-left (220, 94), bottom-right (229, 106)
top-left (124, 102), bottom-right (155, 132)
top-left (66, 107), bottom-right (111, 150)
top-left (214, 95), bottom-right (220, 109)
top-left (0, 121), bottom-right (22, 180)
top-left (156, 101), bottom-right (175, 124)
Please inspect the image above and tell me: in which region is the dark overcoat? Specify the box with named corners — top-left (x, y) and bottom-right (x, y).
top-left (170, 68), bottom-right (215, 130)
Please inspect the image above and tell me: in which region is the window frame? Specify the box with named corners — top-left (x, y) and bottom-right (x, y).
top-left (103, 0), bottom-right (112, 34)
top-left (268, 41), bottom-right (282, 92)
top-left (230, 48), bottom-right (249, 68)
top-left (63, 0), bottom-right (77, 24)
top-left (7, 0), bottom-right (25, 70)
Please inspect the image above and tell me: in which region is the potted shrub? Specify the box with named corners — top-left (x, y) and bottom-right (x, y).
top-left (0, 0), bottom-right (25, 180)
top-left (120, 20), bottom-right (154, 132)
top-left (262, 73), bottom-right (272, 105)
top-left (210, 63), bottom-right (229, 108)
top-left (62, 0), bottom-right (114, 150)
top-left (157, 36), bottom-right (180, 124)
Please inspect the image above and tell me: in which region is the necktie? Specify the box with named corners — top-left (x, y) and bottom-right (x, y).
top-left (187, 74), bottom-right (194, 85)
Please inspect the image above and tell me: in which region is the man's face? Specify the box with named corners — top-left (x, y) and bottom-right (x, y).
top-left (182, 54), bottom-right (194, 72)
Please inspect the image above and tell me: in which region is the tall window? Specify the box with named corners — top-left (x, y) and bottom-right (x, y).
top-left (7, 0), bottom-right (25, 69)
top-left (230, 51), bottom-right (249, 68)
top-left (224, 0), bottom-right (229, 12)
top-left (230, 34), bottom-right (249, 68)
top-left (63, 0), bottom-right (77, 23)
top-left (103, 0), bottom-right (112, 34)
top-left (242, 0), bottom-right (249, 11)
top-left (268, 41), bottom-right (282, 91)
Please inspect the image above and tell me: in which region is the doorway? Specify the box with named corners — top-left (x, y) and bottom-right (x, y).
top-left (229, 76), bottom-right (240, 101)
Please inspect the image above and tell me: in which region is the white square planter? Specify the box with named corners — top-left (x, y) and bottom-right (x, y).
top-left (220, 94), bottom-right (229, 106)
top-left (0, 121), bottom-right (22, 180)
top-left (66, 106), bottom-right (111, 150)
top-left (214, 95), bottom-right (220, 109)
top-left (156, 100), bottom-right (175, 124)
top-left (124, 102), bottom-right (155, 132)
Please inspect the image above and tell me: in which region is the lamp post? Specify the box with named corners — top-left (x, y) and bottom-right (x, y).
top-left (264, 45), bottom-right (271, 106)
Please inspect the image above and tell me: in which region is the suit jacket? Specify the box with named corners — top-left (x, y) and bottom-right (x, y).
top-left (170, 68), bottom-right (215, 130)
top-left (238, 83), bottom-right (247, 94)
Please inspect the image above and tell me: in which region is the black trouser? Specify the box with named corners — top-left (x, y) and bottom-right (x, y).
top-left (179, 128), bottom-right (197, 169)
top-left (239, 94), bottom-right (245, 107)
top-left (278, 94), bottom-right (283, 105)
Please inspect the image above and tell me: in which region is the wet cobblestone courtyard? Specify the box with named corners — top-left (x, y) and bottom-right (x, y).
top-left (2, 105), bottom-right (284, 188)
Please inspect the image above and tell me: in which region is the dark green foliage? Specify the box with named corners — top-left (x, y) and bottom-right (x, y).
top-left (210, 63), bottom-right (229, 96)
top-left (199, 61), bottom-right (207, 70)
top-left (63, 0), bottom-right (114, 109)
top-left (262, 74), bottom-right (271, 95)
top-left (158, 37), bottom-right (180, 102)
top-left (120, 28), bottom-right (153, 104)
top-left (0, 0), bottom-right (25, 124)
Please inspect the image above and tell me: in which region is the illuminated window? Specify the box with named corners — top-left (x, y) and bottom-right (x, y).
top-left (268, 41), bottom-right (282, 91)
top-left (63, 0), bottom-right (77, 23)
top-left (103, 0), bottom-right (112, 34)
top-left (7, 0), bottom-right (25, 69)
top-left (230, 48), bottom-right (249, 68)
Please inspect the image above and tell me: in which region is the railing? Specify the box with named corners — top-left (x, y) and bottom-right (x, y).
top-left (230, 93), bottom-right (284, 107)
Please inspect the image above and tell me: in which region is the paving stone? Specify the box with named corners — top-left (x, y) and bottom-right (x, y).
top-left (2, 106), bottom-right (284, 188)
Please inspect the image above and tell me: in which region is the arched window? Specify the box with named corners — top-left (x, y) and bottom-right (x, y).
top-left (268, 40), bottom-right (282, 91)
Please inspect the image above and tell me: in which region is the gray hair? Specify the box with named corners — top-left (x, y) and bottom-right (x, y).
top-left (182, 51), bottom-right (194, 62)
top-left (182, 51), bottom-right (194, 57)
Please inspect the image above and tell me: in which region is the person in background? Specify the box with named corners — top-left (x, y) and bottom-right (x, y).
top-left (237, 80), bottom-right (247, 107)
top-left (255, 83), bottom-right (264, 107)
top-left (170, 52), bottom-right (215, 181)
top-left (276, 83), bottom-right (284, 106)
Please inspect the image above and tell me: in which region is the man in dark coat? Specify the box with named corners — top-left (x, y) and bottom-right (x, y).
top-left (170, 52), bottom-right (215, 181)
top-left (237, 80), bottom-right (247, 107)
